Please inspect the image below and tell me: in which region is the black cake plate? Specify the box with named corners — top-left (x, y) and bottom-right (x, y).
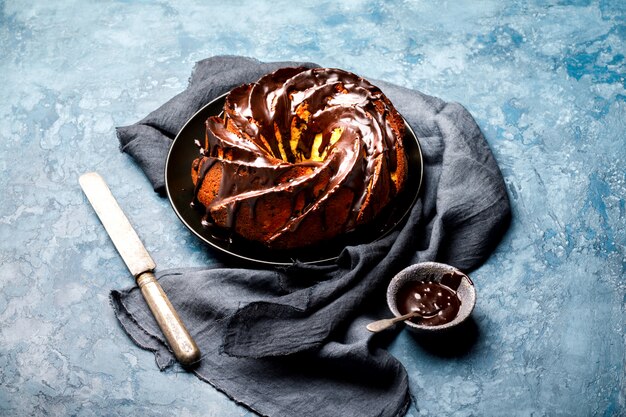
top-left (165, 93), bottom-right (423, 266)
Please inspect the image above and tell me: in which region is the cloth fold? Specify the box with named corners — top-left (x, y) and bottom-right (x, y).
top-left (113, 55), bottom-right (511, 417)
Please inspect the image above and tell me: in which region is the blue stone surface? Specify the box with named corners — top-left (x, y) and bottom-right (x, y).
top-left (1, 1), bottom-right (624, 415)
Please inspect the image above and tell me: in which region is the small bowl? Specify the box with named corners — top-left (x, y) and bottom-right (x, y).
top-left (387, 262), bottom-right (476, 333)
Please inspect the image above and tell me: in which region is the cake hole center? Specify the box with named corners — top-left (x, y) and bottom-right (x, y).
top-left (289, 126), bottom-right (344, 163)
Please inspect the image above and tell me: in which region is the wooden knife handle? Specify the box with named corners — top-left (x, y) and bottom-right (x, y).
top-left (136, 272), bottom-right (201, 366)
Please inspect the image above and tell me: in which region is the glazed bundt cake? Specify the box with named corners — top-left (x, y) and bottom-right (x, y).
top-left (190, 67), bottom-right (408, 249)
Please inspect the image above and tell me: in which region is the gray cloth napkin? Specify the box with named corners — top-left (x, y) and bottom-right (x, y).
top-left (112, 56), bottom-right (511, 417)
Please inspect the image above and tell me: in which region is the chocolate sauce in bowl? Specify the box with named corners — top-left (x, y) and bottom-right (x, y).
top-left (397, 279), bottom-right (462, 326)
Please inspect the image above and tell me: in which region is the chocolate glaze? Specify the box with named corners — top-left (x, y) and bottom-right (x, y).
top-left (397, 280), bottom-right (462, 326)
top-left (191, 67), bottom-right (406, 246)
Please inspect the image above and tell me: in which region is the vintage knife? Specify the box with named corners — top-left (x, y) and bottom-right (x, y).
top-left (79, 172), bottom-right (200, 366)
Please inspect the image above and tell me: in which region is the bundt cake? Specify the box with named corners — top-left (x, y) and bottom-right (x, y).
top-left (190, 67), bottom-right (408, 249)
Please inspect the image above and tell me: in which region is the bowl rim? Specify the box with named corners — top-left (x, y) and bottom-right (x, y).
top-left (386, 261), bottom-right (476, 331)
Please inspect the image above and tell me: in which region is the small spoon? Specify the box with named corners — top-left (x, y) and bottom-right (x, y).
top-left (366, 308), bottom-right (442, 333)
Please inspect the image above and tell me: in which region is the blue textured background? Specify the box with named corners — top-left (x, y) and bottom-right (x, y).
top-left (1, 1), bottom-right (624, 416)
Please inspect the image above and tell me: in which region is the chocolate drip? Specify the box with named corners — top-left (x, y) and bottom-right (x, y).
top-left (192, 157), bottom-right (217, 207)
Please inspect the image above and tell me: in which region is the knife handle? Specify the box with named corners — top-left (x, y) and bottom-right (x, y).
top-left (136, 272), bottom-right (201, 366)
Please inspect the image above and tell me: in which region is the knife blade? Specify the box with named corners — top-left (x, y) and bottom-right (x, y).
top-left (79, 172), bottom-right (200, 366)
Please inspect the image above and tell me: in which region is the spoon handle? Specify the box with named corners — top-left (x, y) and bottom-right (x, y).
top-left (366, 307), bottom-right (444, 333)
top-left (366, 311), bottom-right (419, 333)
